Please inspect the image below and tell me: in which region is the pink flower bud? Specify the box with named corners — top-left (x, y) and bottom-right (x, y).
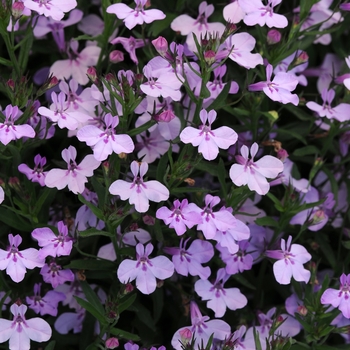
top-left (276, 148), bottom-right (288, 161)
top-left (152, 36), bottom-right (168, 56)
top-left (105, 337), bottom-right (119, 349)
top-left (87, 66), bottom-right (98, 84)
top-left (143, 215), bottom-right (155, 225)
top-left (12, 1), bottom-right (25, 20)
top-left (124, 283), bottom-right (134, 294)
top-left (109, 50), bottom-right (124, 63)
top-left (297, 305), bottom-right (308, 316)
top-left (179, 328), bottom-right (192, 344)
top-left (294, 51), bottom-right (309, 66)
top-left (267, 29), bottom-right (281, 45)
top-left (48, 76), bottom-right (58, 89)
top-left (340, 3), bottom-right (350, 11)
top-left (204, 50), bottom-right (216, 65)
top-left (7, 79), bottom-right (15, 91)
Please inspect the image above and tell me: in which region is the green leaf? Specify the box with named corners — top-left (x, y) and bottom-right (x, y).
top-left (232, 274), bottom-right (256, 290)
top-left (217, 158), bottom-right (227, 198)
top-left (293, 146), bottom-right (320, 157)
top-left (65, 259), bottom-right (117, 271)
top-left (276, 128), bottom-right (307, 145)
top-left (266, 192), bottom-right (284, 212)
top-left (80, 281), bottom-right (105, 316)
top-left (156, 151), bottom-right (169, 183)
top-left (299, 0), bottom-right (319, 21)
top-left (131, 301), bottom-right (156, 331)
top-left (148, 14), bottom-right (176, 37)
top-left (75, 296), bottom-right (107, 326)
top-left (0, 207), bottom-right (33, 232)
top-left (255, 217), bottom-right (279, 227)
top-left (109, 327), bottom-right (140, 341)
top-left (0, 57), bottom-right (13, 67)
top-left (44, 341), bottom-right (56, 350)
top-left (78, 228), bottom-right (114, 238)
top-left (315, 234), bottom-right (336, 269)
top-left (33, 187), bottom-right (57, 216)
top-left (118, 293), bottom-right (137, 314)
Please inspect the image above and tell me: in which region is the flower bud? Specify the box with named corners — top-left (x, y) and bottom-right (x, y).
top-left (277, 148), bottom-right (289, 161)
top-left (294, 51), bottom-right (309, 66)
top-left (124, 283), bottom-right (134, 294)
top-left (12, 1), bottom-right (25, 20)
top-left (297, 305), bottom-right (308, 316)
top-left (154, 109), bottom-right (175, 122)
top-left (109, 50), bottom-right (124, 64)
top-left (48, 76), bottom-right (58, 89)
top-left (6, 79), bottom-right (15, 91)
top-left (340, 3), bottom-right (350, 11)
top-left (152, 36), bottom-right (168, 56)
top-left (204, 50), bottom-right (216, 65)
top-left (87, 66), bottom-right (98, 84)
top-left (267, 29), bottom-right (281, 44)
top-left (143, 215), bottom-right (155, 226)
top-left (105, 337), bottom-right (119, 349)
top-left (179, 328), bottom-right (192, 345)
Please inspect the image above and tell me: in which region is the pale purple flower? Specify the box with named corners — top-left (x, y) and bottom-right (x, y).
top-left (140, 65), bottom-right (183, 101)
top-left (218, 33), bottom-right (263, 69)
top-left (223, 0), bottom-right (245, 23)
top-left (180, 109), bottom-right (238, 161)
top-left (0, 187), bottom-right (4, 204)
top-left (109, 161), bottom-right (169, 213)
top-left (117, 243), bottom-right (174, 295)
top-left (238, 0), bottom-right (288, 28)
top-left (171, 1), bottom-right (225, 52)
top-left (0, 303), bottom-right (52, 350)
top-left (266, 236), bottom-right (311, 285)
top-left (23, 0), bottom-right (77, 21)
top-left (78, 14), bottom-right (105, 36)
top-left (249, 64), bottom-right (299, 106)
top-left (107, 0), bottom-right (165, 30)
top-left (217, 241), bottom-right (254, 275)
top-left (195, 268), bottom-right (247, 317)
top-left (77, 113), bottom-right (134, 161)
top-left (26, 283), bottom-right (66, 316)
top-left (164, 238), bottom-right (214, 280)
top-left (0, 104), bottom-right (35, 145)
top-left (18, 154), bottom-right (47, 186)
top-left (50, 40), bottom-right (101, 85)
top-left (321, 274), bottom-right (350, 319)
top-left (38, 91), bottom-right (91, 130)
top-left (171, 301), bottom-right (231, 350)
top-left (306, 88), bottom-right (350, 122)
top-left (45, 145), bottom-right (100, 194)
top-left (31, 221), bottom-right (73, 259)
top-left (40, 261), bottom-right (75, 288)
top-left (54, 308), bottom-right (85, 334)
top-left (156, 199), bottom-right (203, 236)
top-left (33, 9), bottom-right (83, 51)
top-left (230, 142), bottom-right (284, 195)
top-left (110, 36), bottom-right (145, 64)
top-left (0, 234), bottom-right (44, 283)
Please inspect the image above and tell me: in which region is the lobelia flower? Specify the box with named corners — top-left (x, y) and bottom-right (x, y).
top-left (117, 243), bottom-right (174, 295)
top-left (223, 0), bottom-right (245, 24)
top-left (156, 199), bottom-right (203, 236)
top-left (248, 64), bottom-right (299, 106)
top-left (23, 0), bottom-right (77, 21)
top-left (110, 36), bottom-right (145, 65)
top-left (107, 0), bottom-right (165, 30)
top-left (217, 33), bottom-right (263, 69)
top-left (40, 260), bottom-right (75, 288)
top-left (180, 109), bottom-right (238, 161)
top-left (54, 308), bottom-right (85, 334)
top-left (164, 238), bottom-right (214, 280)
top-left (38, 91), bottom-right (92, 131)
top-left (45, 145), bottom-right (100, 194)
top-left (31, 221), bottom-right (74, 259)
top-left (229, 142), bottom-right (284, 195)
top-left (306, 88), bottom-right (350, 122)
top-left (266, 235), bottom-right (312, 285)
top-left (0, 234), bottom-right (44, 283)
top-left (195, 268), bottom-right (247, 317)
top-left (238, 0), bottom-right (288, 28)
top-left (26, 283), bottom-right (66, 316)
top-left (109, 161), bottom-right (169, 213)
top-left (140, 65), bottom-right (183, 101)
top-left (321, 273), bottom-right (350, 319)
top-left (0, 104), bottom-right (35, 145)
top-left (0, 303), bottom-right (52, 350)
top-left (50, 40), bottom-right (101, 85)
top-left (77, 113), bottom-right (135, 161)
top-left (171, 1), bottom-right (225, 53)
top-left (171, 301), bottom-right (231, 350)
top-left (18, 154), bottom-right (47, 186)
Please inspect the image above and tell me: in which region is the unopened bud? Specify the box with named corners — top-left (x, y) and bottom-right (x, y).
top-left (184, 178), bottom-right (195, 186)
top-left (310, 209), bottom-right (325, 224)
top-left (109, 50), bottom-right (124, 64)
top-left (294, 51), bottom-right (309, 66)
top-left (48, 76), bottom-right (58, 89)
top-left (7, 79), bottom-right (15, 91)
top-left (179, 328), bottom-right (192, 344)
top-left (105, 337), bottom-right (119, 349)
top-left (277, 148), bottom-right (288, 161)
top-left (102, 161), bottom-right (110, 175)
top-left (340, 3), bottom-right (350, 11)
top-left (124, 283), bottom-right (134, 294)
top-left (87, 66), bottom-right (98, 84)
top-left (12, 1), bottom-right (25, 20)
top-left (143, 215), bottom-right (155, 226)
top-left (8, 177), bottom-right (21, 192)
top-left (204, 50), bottom-right (216, 65)
top-left (118, 152), bottom-right (127, 159)
top-left (297, 305), bottom-right (308, 316)
top-left (152, 36), bottom-right (168, 56)
top-left (267, 29), bottom-right (281, 45)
